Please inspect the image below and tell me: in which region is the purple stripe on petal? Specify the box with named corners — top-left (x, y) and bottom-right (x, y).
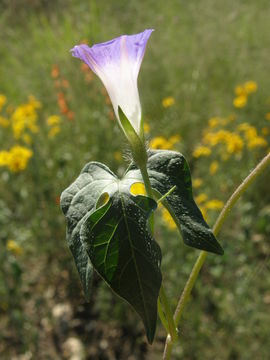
top-left (70, 29), bottom-right (154, 135)
top-left (71, 38), bottom-right (122, 75)
top-left (70, 44), bottom-right (100, 74)
top-left (125, 29), bottom-right (154, 76)
top-left (71, 29), bottom-right (153, 76)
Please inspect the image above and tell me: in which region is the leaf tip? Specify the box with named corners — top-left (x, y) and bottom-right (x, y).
top-left (146, 330), bottom-right (155, 345)
top-left (215, 243), bottom-right (224, 256)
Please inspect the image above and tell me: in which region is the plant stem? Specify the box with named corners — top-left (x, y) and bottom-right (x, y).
top-left (158, 298), bottom-right (169, 333)
top-left (139, 162), bottom-right (155, 232)
top-left (159, 284), bottom-right (178, 342)
top-left (212, 151), bottom-right (270, 236)
top-left (157, 186), bottom-right (177, 204)
top-left (163, 334), bottom-right (173, 360)
top-left (174, 251), bottom-right (207, 326)
top-left (139, 163), bottom-right (154, 198)
top-left (163, 151), bottom-right (270, 359)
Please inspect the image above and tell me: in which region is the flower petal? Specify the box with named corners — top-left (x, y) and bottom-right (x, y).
top-left (71, 30), bottom-right (154, 135)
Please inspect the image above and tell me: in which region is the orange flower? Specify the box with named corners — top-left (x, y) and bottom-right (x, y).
top-left (57, 92), bottom-right (68, 113)
top-left (51, 64), bottom-right (60, 78)
top-left (109, 110), bottom-right (115, 120)
top-left (80, 63), bottom-right (90, 73)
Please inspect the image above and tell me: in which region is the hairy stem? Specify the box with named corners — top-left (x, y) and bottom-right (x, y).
top-left (139, 162), bottom-right (154, 198)
top-left (163, 151), bottom-right (270, 359)
top-left (158, 298), bottom-right (169, 333)
top-left (173, 251), bottom-right (207, 326)
top-left (159, 285), bottom-right (178, 342)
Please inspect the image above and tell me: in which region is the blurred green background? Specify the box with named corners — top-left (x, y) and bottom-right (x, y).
top-left (0, 0), bottom-right (270, 359)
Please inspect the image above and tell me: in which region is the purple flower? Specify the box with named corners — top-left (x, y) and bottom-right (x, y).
top-left (71, 29), bottom-right (154, 135)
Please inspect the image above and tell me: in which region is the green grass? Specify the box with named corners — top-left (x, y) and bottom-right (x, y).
top-left (0, 0), bottom-right (270, 359)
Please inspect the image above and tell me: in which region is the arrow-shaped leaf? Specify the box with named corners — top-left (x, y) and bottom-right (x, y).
top-left (80, 193), bottom-right (161, 343)
top-left (126, 150), bottom-right (224, 255)
top-left (60, 162), bottom-right (162, 343)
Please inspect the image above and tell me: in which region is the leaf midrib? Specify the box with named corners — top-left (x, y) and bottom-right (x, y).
top-left (119, 193), bottom-right (150, 331)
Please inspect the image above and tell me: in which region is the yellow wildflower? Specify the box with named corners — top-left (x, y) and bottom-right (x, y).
top-left (195, 193), bottom-right (208, 205)
top-left (208, 117), bottom-right (219, 128)
top-left (247, 137), bottom-right (267, 149)
top-left (233, 95), bottom-right (247, 108)
top-left (193, 146), bottom-right (211, 158)
top-left (237, 123), bottom-right (252, 132)
top-left (0, 116), bottom-right (9, 127)
top-left (237, 123), bottom-right (266, 150)
top-left (7, 145), bottom-right (33, 172)
top-left (0, 146), bottom-right (32, 172)
top-left (0, 94), bottom-right (7, 111)
top-left (244, 81), bottom-right (258, 94)
top-left (168, 134), bottom-right (181, 145)
top-left (0, 151), bottom-right (10, 166)
top-left (261, 127), bottom-right (269, 136)
top-left (225, 133), bottom-right (244, 154)
top-left (209, 161), bottom-right (219, 175)
top-left (150, 135), bottom-right (180, 150)
top-left (11, 99), bottom-right (40, 139)
top-left (28, 95), bottom-right (41, 108)
top-left (203, 130), bottom-right (243, 154)
top-left (234, 85), bottom-right (246, 96)
top-left (48, 126), bottom-right (61, 138)
top-left (12, 118), bottom-right (25, 139)
top-left (265, 112), bottom-right (270, 121)
top-left (47, 115), bottom-right (61, 126)
top-left (144, 122), bottom-right (150, 134)
top-left (150, 136), bottom-right (171, 150)
top-left (193, 178), bottom-right (203, 188)
top-left (203, 130), bottom-right (234, 147)
top-left (130, 182), bottom-right (146, 196)
top-left (199, 206), bottom-right (208, 221)
top-left (237, 123), bottom-right (257, 140)
top-left (113, 151), bottom-right (122, 162)
top-left (205, 199), bottom-right (224, 210)
top-left (162, 96), bottom-right (175, 108)
top-left (161, 208), bottom-right (176, 230)
top-left (6, 239), bottom-right (24, 256)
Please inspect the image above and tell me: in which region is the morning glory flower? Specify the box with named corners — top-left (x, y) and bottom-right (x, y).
top-left (71, 29), bottom-right (153, 135)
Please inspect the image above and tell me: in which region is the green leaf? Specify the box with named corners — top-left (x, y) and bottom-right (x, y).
top-left (81, 194), bottom-right (161, 343)
top-left (60, 162), bottom-right (116, 300)
top-left (60, 162), bottom-right (162, 343)
top-left (118, 106), bottom-right (147, 167)
top-left (126, 150), bottom-right (224, 255)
